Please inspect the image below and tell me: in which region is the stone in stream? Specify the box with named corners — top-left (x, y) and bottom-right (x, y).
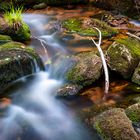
top-left (107, 37), bottom-right (140, 79)
top-left (57, 84), bottom-right (83, 96)
top-left (66, 51), bottom-right (102, 86)
top-left (132, 63), bottom-right (140, 85)
top-left (0, 38), bottom-right (44, 93)
top-left (55, 51), bottom-right (102, 96)
top-left (94, 108), bottom-right (139, 140)
top-left (126, 103), bottom-right (140, 123)
top-left (33, 3), bottom-right (47, 10)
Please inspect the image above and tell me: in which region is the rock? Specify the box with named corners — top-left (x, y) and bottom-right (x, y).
top-left (132, 63), bottom-right (140, 85)
top-left (107, 37), bottom-right (140, 79)
top-left (0, 41), bottom-right (44, 92)
top-left (62, 17), bottom-right (118, 38)
top-left (94, 108), bottom-right (139, 140)
top-left (0, 34), bottom-right (12, 45)
top-left (66, 51), bottom-right (102, 86)
top-left (126, 103), bottom-right (140, 123)
top-left (33, 3), bottom-right (47, 10)
top-left (0, 17), bottom-right (31, 42)
top-left (133, 97), bottom-right (140, 103)
top-left (57, 84), bottom-right (83, 96)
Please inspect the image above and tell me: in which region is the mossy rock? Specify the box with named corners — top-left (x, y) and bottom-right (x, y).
top-left (0, 41), bottom-right (44, 92)
top-left (66, 51), bottom-right (102, 86)
top-left (107, 37), bottom-right (140, 79)
top-left (126, 103), bottom-right (140, 123)
top-left (132, 63), bottom-right (140, 85)
top-left (0, 17), bottom-right (31, 42)
top-left (62, 18), bottom-right (118, 38)
top-left (0, 34), bottom-right (12, 45)
top-left (94, 108), bottom-right (138, 140)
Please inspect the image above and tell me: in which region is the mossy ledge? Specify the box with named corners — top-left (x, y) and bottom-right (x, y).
top-left (62, 18), bottom-right (118, 38)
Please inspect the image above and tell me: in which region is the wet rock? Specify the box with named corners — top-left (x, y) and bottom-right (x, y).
top-left (132, 63), bottom-right (140, 85)
top-left (33, 3), bottom-right (47, 10)
top-left (94, 108), bottom-right (139, 140)
top-left (66, 51), bottom-right (102, 86)
top-left (57, 84), bottom-right (83, 96)
top-left (62, 17), bottom-right (118, 38)
top-left (133, 97), bottom-right (140, 103)
top-left (126, 103), bottom-right (140, 123)
top-left (0, 34), bottom-right (12, 45)
top-left (107, 37), bottom-right (140, 79)
top-left (0, 17), bottom-right (31, 42)
top-left (0, 41), bottom-right (44, 92)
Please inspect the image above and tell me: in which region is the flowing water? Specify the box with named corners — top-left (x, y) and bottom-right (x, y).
top-left (0, 14), bottom-right (101, 140)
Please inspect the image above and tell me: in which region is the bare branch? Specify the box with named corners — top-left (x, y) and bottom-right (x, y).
top-left (126, 32), bottom-right (140, 41)
top-left (91, 27), bottom-right (109, 95)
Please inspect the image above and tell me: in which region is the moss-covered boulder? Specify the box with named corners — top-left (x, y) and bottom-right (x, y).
top-left (126, 103), bottom-right (140, 123)
top-left (94, 108), bottom-right (138, 140)
top-left (0, 40), bottom-right (44, 92)
top-left (107, 37), bottom-right (140, 79)
top-left (66, 51), bottom-right (102, 86)
top-left (0, 17), bottom-right (31, 42)
top-left (0, 34), bottom-right (12, 45)
top-left (62, 18), bottom-right (118, 38)
top-left (132, 63), bottom-right (140, 85)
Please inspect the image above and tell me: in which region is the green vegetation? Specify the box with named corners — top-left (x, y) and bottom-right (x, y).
top-left (125, 103), bottom-right (140, 122)
top-left (63, 18), bottom-right (118, 37)
top-left (116, 37), bottom-right (140, 57)
top-left (3, 4), bottom-right (23, 26)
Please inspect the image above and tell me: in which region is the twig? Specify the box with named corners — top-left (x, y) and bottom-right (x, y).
top-left (126, 32), bottom-right (140, 41)
top-left (90, 27), bottom-right (109, 95)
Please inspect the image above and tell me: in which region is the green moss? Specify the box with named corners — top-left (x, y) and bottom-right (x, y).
top-left (116, 37), bottom-right (140, 58)
top-left (63, 18), bottom-right (118, 37)
top-left (125, 103), bottom-right (140, 122)
top-left (94, 121), bottom-right (108, 140)
top-left (12, 23), bottom-right (31, 42)
top-left (0, 34), bottom-right (12, 45)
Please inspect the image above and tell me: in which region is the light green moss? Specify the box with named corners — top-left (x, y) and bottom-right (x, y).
top-left (63, 18), bottom-right (118, 37)
top-left (125, 103), bottom-right (140, 122)
top-left (116, 37), bottom-right (140, 57)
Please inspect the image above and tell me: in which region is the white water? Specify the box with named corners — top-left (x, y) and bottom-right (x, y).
top-left (0, 14), bottom-right (95, 140)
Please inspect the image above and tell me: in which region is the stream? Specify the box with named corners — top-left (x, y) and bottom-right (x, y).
top-left (0, 14), bottom-right (101, 140)
top-left (0, 9), bottom-right (140, 140)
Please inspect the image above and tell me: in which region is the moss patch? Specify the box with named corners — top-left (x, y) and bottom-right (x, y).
top-left (63, 18), bottom-right (118, 37)
top-left (125, 103), bottom-right (140, 123)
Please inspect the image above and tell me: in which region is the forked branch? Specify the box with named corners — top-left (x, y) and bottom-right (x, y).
top-left (90, 27), bottom-right (109, 95)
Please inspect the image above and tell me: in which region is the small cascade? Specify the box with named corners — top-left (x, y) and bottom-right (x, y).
top-left (0, 14), bottom-right (99, 140)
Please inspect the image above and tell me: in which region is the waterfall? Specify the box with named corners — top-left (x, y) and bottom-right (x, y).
top-left (0, 14), bottom-right (96, 140)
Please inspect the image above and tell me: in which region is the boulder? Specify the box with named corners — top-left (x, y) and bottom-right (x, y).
top-left (126, 103), bottom-right (140, 123)
top-left (94, 108), bottom-right (138, 140)
top-left (107, 37), bottom-right (140, 79)
top-left (132, 63), bottom-right (140, 85)
top-left (0, 40), bottom-right (44, 92)
top-left (66, 51), bottom-right (102, 86)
